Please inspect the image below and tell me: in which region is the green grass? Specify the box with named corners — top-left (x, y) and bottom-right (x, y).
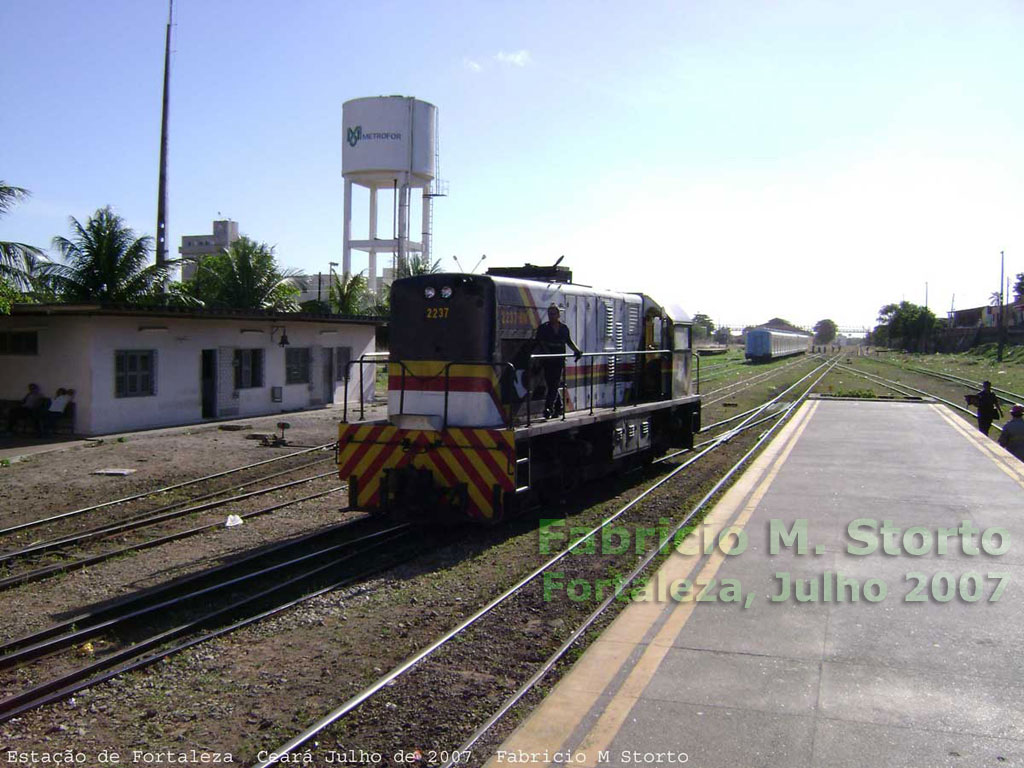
top-left (375, 363), bottom-right (389, 398)
top-left (874, 347), bottom-right (1024, 398)
top-left (832, 388), bottom-right (879, 399)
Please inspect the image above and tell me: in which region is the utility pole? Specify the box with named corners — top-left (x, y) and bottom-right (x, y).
top-left (155, 0), bottom-right (173, 274)
top-left (998, 250), bottom-right (1005, 362)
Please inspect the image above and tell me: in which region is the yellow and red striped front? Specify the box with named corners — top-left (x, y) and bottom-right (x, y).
top-left (338, 423), bottom-right (516, 522)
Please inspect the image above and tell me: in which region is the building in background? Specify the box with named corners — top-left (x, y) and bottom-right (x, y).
top-left (0, 305), bottom-right (380, 435)
top-left (179, 220), bottom-right (239, 280)
top-left (949, 302), bottom-right (1024, 329)
top-left (291, 274), bottom-right (337, 306)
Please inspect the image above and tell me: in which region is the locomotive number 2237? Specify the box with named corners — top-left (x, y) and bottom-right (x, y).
top-left (425, 307), bottom-right (450, 320)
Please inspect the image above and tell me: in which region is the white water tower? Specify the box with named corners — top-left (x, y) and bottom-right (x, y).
top-left (342, 96), bottom-right (440, 293)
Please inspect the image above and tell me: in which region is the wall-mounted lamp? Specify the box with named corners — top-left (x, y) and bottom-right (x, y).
top-left (271, 326), bottom-right (290, 347)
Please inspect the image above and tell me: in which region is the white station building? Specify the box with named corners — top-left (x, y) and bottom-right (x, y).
top-left (0, 305), bottom-right (380, 436)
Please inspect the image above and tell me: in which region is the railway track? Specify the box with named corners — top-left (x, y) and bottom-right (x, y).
top-left (0, 518), bottom-right (418, 723)
top-left (652, 356), bottom-right (830, 465)
top-left (0, 459), bottom-right (334, 563)
top-left (255, 355), bottom-right (840, 765)
top-left (701, 354), bottom-right (817, 406)
top-left (0, 461), bottom-right (345, 591)
top-left (835, 363), bottom-right (1003, 433)
top-left (0, 442), bottom-right (337, 542)
top-left (869, 356), bottom-right (1024, 405)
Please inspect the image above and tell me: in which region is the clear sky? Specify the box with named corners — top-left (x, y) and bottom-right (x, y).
top-left (3, 0), bottom-right (1022, 330)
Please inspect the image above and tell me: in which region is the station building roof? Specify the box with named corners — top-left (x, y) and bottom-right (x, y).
top-left (9, 303), bottom-right (385, 326)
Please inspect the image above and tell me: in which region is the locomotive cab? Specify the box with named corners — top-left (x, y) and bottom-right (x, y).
top-left (390, 275), bottom-right (496, 365)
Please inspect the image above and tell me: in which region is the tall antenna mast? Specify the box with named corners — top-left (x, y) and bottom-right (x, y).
top-left (155, 0), bottom-right (173, 271)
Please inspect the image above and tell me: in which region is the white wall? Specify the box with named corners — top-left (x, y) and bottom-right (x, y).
top-left (0, 314), bottom-right (377, 436)
top-left (0, 319), bottom-right (93, 426)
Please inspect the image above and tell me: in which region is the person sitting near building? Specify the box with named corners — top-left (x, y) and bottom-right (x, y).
top-left (5, 383), bottom-right (48, 435)
top-left (42, 388), bottom-right (74, 437)
top-left (998, 404), bottom-right (1024, 462)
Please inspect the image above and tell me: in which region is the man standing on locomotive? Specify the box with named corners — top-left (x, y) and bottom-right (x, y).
top-left (534, 304), bottom-right (582, 419)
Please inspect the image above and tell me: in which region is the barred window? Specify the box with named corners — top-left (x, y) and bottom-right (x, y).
top-left (285, 347), bottom-right (311, 384)
top-left (0, 331), bottom-right (38, 355)
top-left (115, 350), bottom-right (156, 397)
top-left (234, 348), bottom-right (264, 389)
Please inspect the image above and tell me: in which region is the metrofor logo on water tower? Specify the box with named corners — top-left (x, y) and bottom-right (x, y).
top-left (341, 96), bottom-right (441, 293)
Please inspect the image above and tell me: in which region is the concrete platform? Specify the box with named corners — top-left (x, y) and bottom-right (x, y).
top-left (488, 400), bottom-right (1024, 767)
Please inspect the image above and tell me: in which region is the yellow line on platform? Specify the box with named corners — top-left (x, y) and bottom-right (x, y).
top-left (485, 400), bottom-right (819, 768)
top-left (572, 400), bottom-right (818, 767)
top-left (931, 405), bottom-right (1024, 488)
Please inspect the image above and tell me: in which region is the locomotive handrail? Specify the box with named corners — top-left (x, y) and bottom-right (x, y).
top-left (343, 357), bottom-right (518, 429)
top-left (341, 354), bottom-right (387, 422)
top-left (524, 348), bottom-right (673, 424)
top-left (393, 359), bottom-right (517, 429)
top-left (342, 347), bottom-right (684, 427)
top-left (528, 348), bottom-right (671, 360)
top-left (439, 361), bottom-right (517, 429)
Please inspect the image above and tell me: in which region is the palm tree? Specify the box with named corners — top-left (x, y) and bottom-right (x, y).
top-left (396, 254), bottom-right (443, 279)
top-left (184, 236), bottom-right (300, 311)
top-left (0, 181), bottom-right (45, 294)
top-left (329, 270), bottom-right (367, 315)
top-left (365, 283), bottom-right (390, 316)
top-left (42, 206), bottom-right (168, 303)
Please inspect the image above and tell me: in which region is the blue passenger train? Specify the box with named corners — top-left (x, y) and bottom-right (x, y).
top-left (745, 328), bottom-right (811, 361)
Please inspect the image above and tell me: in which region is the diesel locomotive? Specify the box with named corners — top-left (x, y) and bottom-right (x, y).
top-left (337, 264), bottom-right (701, 523)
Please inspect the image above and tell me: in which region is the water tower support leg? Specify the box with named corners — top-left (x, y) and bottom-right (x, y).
top-left (397, 180), bottom-right (410, 274)
top-left (422, 192), bottom-right (431, 263)
top-left (342, 178), bottom-right (353, 279)
top-left (368, 187), bottom-right (378, 294)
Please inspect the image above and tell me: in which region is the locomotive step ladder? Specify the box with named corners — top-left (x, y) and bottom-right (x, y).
top-left (515, 442), bottom-right (531, 495)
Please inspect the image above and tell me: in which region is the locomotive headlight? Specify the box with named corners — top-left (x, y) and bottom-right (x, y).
top-left (440, 286), bottom-right (453, 299)
top-left (423, 286), bottom-right (436, 299)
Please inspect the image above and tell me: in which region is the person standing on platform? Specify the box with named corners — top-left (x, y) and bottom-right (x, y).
top-left (975, 380), bottom-right (1003, 436)
top-left (998, 404), bottom-right (1024, 461)
top-left (534, 304), bottom-right (582, 419)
